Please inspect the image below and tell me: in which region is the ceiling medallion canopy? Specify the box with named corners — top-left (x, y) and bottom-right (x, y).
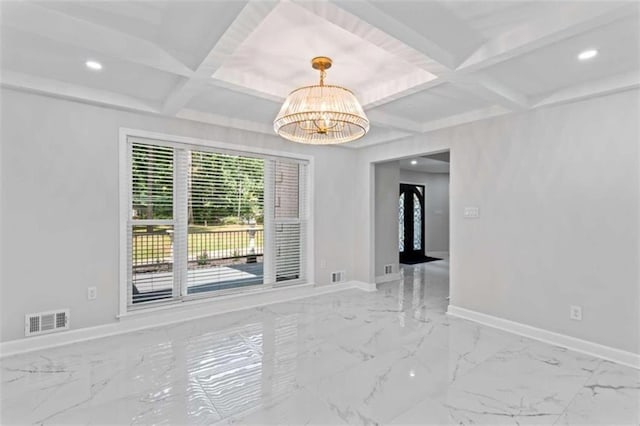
top-left (273, 56), bottom-right (370, 145)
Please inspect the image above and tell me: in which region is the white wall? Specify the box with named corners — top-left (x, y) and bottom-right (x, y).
top-left (355, 89), bottom-right (640, 354)
top-left (399, 170), bottom-right (449, 253)
top-left (374, 161), bottom-right (399, 277)
top-left (3, 88), bottom-right (638, 355)
top-left (0, 89), bottom-right (358, 342)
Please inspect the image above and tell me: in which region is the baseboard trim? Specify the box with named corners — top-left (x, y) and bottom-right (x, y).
top-left (375, 272), bottom-right (402, 284)
top-left (350, 280), bottom-right (378, 292)
top-left (0, 281), bottom-right (367, 358)
top-left (447, 305), bottom-right (640, 370)
top-left (426, 251), bottom-right (449, 259)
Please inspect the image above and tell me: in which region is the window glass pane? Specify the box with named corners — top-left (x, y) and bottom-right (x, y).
top-left (186, 151), bottom-right (265, 294)
top-left (399, 193), bottom-right (405, 252)
top-left (131, 225), bottom-right (174, 304)
top-left (189, 152), bottom-right (264, 224)
top-left (413, 193), bottom-right (421, 250)
top-left (131, 143), bottom-right (174, 219)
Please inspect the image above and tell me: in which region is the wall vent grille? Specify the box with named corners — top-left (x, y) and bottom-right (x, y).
top-left (330, 271), bottom-right (346, 283)
top-left (25, 310), bottom-right (69, 337)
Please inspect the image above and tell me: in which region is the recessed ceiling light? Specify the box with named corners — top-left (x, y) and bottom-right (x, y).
top-left (410, 160), bottom-right (418, 165)
top-left (85, 60), bottom-right (103, 70)
top-left (578, 49), bottom-right (598, 61)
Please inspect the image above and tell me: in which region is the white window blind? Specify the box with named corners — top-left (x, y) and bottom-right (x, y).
top-left (129, 143), bottom-right (176, 304)
top-left (127, 139), bottom-right (308, 309)
top-left (273, 161), bottom-right (307, 282)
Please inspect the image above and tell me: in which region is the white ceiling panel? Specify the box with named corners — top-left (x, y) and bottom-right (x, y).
top-left (186, 85), bottom-right (282, 124)
top-left (30, 1), bottom-right (248, 71)
top-left (443, 1), bottom-right (564, 39)
top-left (482, 15), bottom-right (640, 97)
top-left (32, 1), bottom-right (168, 43)
top-left (212, 1), bottom-right (436, 105)
top-left (155, 1), bottom-right (248, 69)
top-left (373, 83), bottom-right (490, 123)
top-left (1, 27), bottom-right (182, 103)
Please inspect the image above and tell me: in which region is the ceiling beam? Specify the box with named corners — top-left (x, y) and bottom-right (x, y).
top-left (365, 110), bottom-right (424, 133)
top-left (360, 76), bottom-right (443, 109)
top-left (532, 71), bottom-right (640, 109)
top-left (347, 129), bottom-right (413, 149)
top-left (420, 105), bottom-right (510, 133)
top-left (457, 3), bottom-right (638, 73)
top-left (176, 108), bottom-right (273, 135)
top-left (161, 1), bottom-right (279, 115)
top-left (358, 0), bottom-right (487, 69)
top-left (324, 0), bottom-right (470, 70)
top-left (1, 2), bottom-right (193, 77)
top-left (1, 71), bottom-right (160, 113)
top-left (208, 78), bottom-right (285, 104)
top-left (448, 74), bottom-right (530, 110)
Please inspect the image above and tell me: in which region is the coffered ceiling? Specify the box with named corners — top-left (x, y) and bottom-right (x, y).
top-left (1, 1), bottom-right (638, 148)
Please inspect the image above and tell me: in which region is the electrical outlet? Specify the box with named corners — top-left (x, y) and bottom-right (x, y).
top-left (320, 259), bottom-right (326, 269)
top-left (87, 287), bottom-right (97, 301)
top-left (570, 305), bottom-right (582, 321)
top-left (464, 207), bottom-right (479, 218)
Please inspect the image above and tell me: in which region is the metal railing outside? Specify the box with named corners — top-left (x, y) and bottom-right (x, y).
top-left (132, 228), bottom-right (264, 271)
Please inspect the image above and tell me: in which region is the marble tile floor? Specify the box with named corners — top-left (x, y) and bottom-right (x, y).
top-left (1, 259), bottom-right (638, 425)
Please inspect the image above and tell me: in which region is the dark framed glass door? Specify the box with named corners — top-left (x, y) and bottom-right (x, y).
top-left (399, 183), bottom-right (425, 263)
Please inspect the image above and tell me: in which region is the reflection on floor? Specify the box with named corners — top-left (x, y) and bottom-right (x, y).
top-left (2, 259), bottom-right (638, 424)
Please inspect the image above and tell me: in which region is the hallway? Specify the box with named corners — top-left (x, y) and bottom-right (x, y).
top-left (2, 260), bottom-right (638, 424)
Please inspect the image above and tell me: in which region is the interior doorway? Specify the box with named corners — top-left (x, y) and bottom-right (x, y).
top-left (398, 183), bottom-right (426, 264)
top-left (373, 150), bottom-right (449, 282)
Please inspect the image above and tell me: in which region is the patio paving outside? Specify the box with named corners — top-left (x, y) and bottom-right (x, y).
top-left (132, 262), bottom-right (264, 303)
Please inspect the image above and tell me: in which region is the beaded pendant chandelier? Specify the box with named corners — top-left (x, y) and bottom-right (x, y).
top-left (273, 57), bottom-right (370, 145)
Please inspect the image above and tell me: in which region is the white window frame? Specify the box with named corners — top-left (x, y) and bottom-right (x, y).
top-left (118, 128), bottom-right (314, 317)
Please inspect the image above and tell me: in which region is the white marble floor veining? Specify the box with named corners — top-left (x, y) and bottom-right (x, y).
top-left (1, 259), bottom-right (638, 425)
